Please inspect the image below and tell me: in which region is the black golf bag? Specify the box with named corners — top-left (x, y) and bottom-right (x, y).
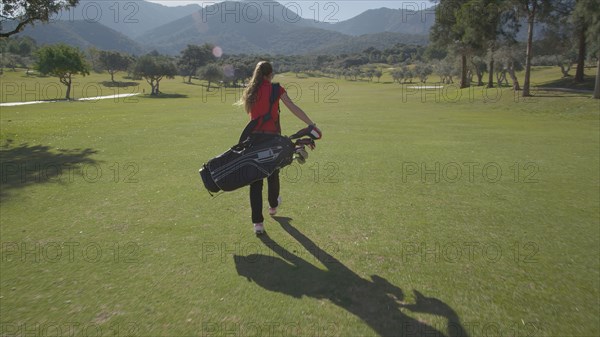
top-left (200, 134), bottom-right (295, 193)
top-left (199, 83), bottom-right (321, 194)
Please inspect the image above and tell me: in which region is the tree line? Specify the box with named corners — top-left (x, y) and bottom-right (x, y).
top-left (1, 0), bottom-right (598, 99)
top-left (0, 39), bottom-right (433, 99)
top-left (430, 0), bottom-right (599, 98)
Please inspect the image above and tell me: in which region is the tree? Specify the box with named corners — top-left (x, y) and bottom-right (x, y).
top-left (234, 62), bottom-right (253, 85)
top-left (178, 44), bottom-right (215, 83)
top-left (573, 0), bottom-right (599, 98)
top-left (495, 42), bottom-right (524, 90)
top-left (5, 35), bottom-right (37, 56)
top-left (85, 46), bottom-right (104, 73)
top-left (198, 64), bottom-right (223, 91)
top-left (568, 0), bottom-right (585, 83)
top-left (435, 57), bottom-right (458, 84)
top-left (35, 44), bottom-right (89, 100)
top-left (364, 67), bottom-right (375, 82)
top-left (458, 0), bottom-right (508, 88)
top-left (1, 0), bottom-right (79, 38)
top-left (431, 0), bottom-right (471, 88)
top-left (510, 0), bottom-right (553, 96)
top-left (536, 10), bottom-right (577, 78)
top-left (470, 56), bottom-right (487, 86)
top-left (391, 68), bottom-right (404, 84)
top-left (133, 54), bottom-right (177, 95)
top-left (572, 0), bottom-right (599, 94)
top-left (387, 54), bottom-right (400, 65)
top-left (98, 51), bottom-right (132, 82)
top-left (414, 62), bottom-right (433, 83)
top-left (350, 67), bottom-right (361, 81)
top-left (2, 53), bottom-right (22, 71)
top-left (374, 69), bottom-right (383, 82)
top-left (0, 35), bottom-right (36, 71)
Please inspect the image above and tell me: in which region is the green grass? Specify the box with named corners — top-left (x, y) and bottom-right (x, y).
top-left (1, 67), bottom-right (599, 337)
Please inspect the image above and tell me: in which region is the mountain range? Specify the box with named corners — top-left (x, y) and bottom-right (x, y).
top-left (17, 20), bottom-right (144, 55)
top-left (13, 1), bottom-right (436, 55)
top-left (54, 0), bottom-right (203, 38)
top-left (136, 1), bottom-right (431, 55)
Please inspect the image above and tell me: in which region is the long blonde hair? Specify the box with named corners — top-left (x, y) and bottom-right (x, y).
top-left (239, 61), bottom-right (273, 113)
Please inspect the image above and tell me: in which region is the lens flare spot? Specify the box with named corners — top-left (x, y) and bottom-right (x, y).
top-left (212, 46), bottom-right (223, 58)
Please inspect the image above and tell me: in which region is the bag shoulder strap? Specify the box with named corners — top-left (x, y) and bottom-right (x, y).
top-left (238, 83), bottom-right (280, 143)
top-left (261, 83), bottom-right (280, 123)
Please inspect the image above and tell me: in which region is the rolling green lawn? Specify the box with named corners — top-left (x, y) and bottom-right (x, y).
top-left (1, 67), bottom-right (599, 337)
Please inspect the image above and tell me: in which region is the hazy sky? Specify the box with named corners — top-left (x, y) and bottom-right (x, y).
top-left (148, 1), bottom-right (435, 22)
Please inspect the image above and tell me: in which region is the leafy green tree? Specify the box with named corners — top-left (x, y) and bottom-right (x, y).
top-left (1, 0), bottom-right (79, 37)
top-left (198, 64), bottom-right (223, 91)
top-left (2, 53), bottom-right (21, 71)
top-left (386, 55), bottom-right (399, 65)
top-left (35, 44), bottom-right (90, 100)
top-left (5, 36), bottom-right (37, 56)
top-left (391, 65), bottom-right (414, 84)
top-left (545, 0), bottom-right (585, 82)
top-left (432, 0), bottom-right (511, 88)
top-left (403, 65), bottom-right (414, 84)
top-left (461, 0), bottom-right (504, 87)
top-left (134, 54), bottom-right (177, 95)
top-left (470, 56), bottom-right (487, 86)
top-left (391, 68), bottom-right (404, 84)
top-left (535, 10), bottom-right (577, 78)
top-left (423, 45), bottom-right (448, 61)
top-left (495, 42), bottom-right (524, 90)
top-left (435, 57), bottom-right (459, 84)
top-left (431, 0), bottom-right (470, 88)
top-left (0, 36), bottom-right (37, 71)
top-left (234, 62), bottom-right (253, 84)
top-left (509, 0), bottom-right (553, 96)
top-left (98, 50), bottom-right (132, 82)
top-left (415, 62), bottom-right (433, 83)
top-left (178, 44), bottom-right (215, 83)
top-left (85, 47), bottom-right (104, 73)
top-left (364, 67), bottom-right (375, 82)
top-left (350, 67), bottom-right (361, 81)
top-left (572, 0), bottom-right (599, 97)
top-left (374, 69), bottom-right (383, 82)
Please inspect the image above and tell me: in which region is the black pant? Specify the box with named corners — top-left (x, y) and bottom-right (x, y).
top-left (250, 169), bottom-right (280, 223)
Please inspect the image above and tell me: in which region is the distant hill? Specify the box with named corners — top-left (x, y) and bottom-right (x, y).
top-left (56, 0), bottom-right (202, 38)
top-left (312, 32), bottom-right (428, 55)
top-left (137, 2), bottom-right (343, 55)
top-left (18, 21), bottom-right (144, 55)
top-left (321, 6), bottom-right (543, 41)
top-left (137, 1), bottom-right (429, 55)
top-left (325, 7), bottom-right (435, 36)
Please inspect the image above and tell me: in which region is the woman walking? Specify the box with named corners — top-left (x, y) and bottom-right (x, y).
top-left (239, 61), bottom-right (320, 234)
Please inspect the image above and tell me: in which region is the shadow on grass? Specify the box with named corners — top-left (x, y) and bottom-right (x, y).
top-left (234, 216), bottom-right (468, 337)
top-left (537, 75), bottom-right (595, 91)
top-left (0, 140), bottom-right (98, 201)
top-left (101, 81), bottom-right (140, 88)
top-left (144, 93), bottom-right (189, 99)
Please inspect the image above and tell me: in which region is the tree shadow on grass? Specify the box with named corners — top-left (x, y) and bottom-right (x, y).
top-left (536, 75), bottom-right (595, 91)
top-left (144, 93), bottom-right (189, 99)
top-left (0, 139), bottom-right (98, 202)
top-left (234, 216), bottom-right (469, 337)
top-left (100, 81), bottom-right (140, 88)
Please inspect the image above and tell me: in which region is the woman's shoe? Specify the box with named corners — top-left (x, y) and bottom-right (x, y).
top-left (253, 222), bottom-right (265, 234)
top-left (268, 196), bottom-right (282, 216)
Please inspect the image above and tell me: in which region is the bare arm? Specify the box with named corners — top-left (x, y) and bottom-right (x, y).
top-left (280, 92), bottom-right (315, 126)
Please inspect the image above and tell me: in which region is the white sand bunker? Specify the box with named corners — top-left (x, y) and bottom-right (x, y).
top-left (0, 93), bottom-right (139, 107)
